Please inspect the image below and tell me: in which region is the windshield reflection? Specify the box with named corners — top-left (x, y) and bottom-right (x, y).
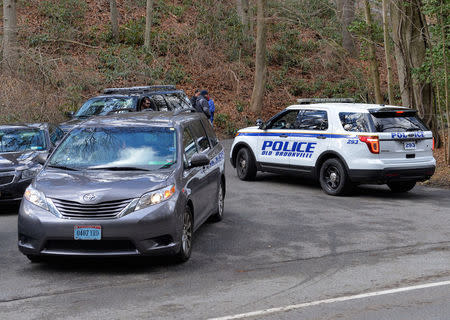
top-left (0, 129), bottom-right (46, 153)
top-left (49, 126), bottom-right (177, 170)
top-left (75, 97), bottom-right (135, 117)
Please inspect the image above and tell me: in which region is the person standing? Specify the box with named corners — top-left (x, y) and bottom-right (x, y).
top-left (195, 90), bottom-right (211, 119)
top-left (206, 92), bottom-right (215, 125)
top-left (190, 89), bottom-right (200, 108)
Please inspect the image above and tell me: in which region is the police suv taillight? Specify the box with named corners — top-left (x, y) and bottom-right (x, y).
top-left (358, 135), bottom-right (380, 154)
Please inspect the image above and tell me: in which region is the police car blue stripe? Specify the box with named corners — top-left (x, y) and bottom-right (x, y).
top-left (238, 132), bottom-right (350, 139)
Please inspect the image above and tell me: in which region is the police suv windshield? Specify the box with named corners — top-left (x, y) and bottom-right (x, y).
top-left (0, 129), bottom-right (46, 153)
top-left (74, 97), bottom-right (135, 118)
top-left (48, 126), bottom-right (177, 170)
top-left (340, 112), bottom-right (428, 132)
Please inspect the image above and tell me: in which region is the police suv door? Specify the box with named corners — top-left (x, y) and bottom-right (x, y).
top-left (288, 108), bottom-right (331, 175)
top-left (256, 109), bottom-right (300, 170)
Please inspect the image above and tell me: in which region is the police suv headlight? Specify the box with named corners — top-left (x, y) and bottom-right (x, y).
top-left (21, 164), bottom-right (42, 180)
top-left (135, 185), bottom-right (175, 211)
top-left (24, 185), bottom-right (48, 211)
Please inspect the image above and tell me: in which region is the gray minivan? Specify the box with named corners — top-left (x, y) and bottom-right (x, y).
top-left (18, 111), bottom-right (225, 263)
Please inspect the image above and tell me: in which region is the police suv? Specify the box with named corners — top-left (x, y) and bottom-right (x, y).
top-left (230, 99), bottom-right (436, 195)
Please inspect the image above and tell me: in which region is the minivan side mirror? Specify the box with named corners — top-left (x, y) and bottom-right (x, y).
top-left (36, 153), bottom-right (48, 165)
top-left (65, 111), bottom-right (75, 119)
top-left (189, 153), bottom-right (210, 168)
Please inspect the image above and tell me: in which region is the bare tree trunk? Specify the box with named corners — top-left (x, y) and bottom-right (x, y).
top-left (2, 0), bottom-right (18, 73)
top-left (144, 0), bottom-right (154, 50)
top-left (236, 0), bottom-right (249, 34)
top-left (109, 0), bottom-right (119, 42)
top-left (441, 0), bottom-right (449, 164)
top-left (390, 0), bottom-right (439, 141)
top-left (336, 0), bottom-right (357, 57)
top-left (250, 0), bottom-right (267, 114)
top-left (382, 0), bottom-right (394, 104)
top-left (364, 0), bottom-right (383, 104)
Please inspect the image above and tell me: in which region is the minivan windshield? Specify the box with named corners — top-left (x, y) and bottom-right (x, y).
top-left (48, 127), bottom-right (177, 170)
top-left (0, 129), bottom-right (46, 153)
top-left (74, 97), bottom-right (135, 118)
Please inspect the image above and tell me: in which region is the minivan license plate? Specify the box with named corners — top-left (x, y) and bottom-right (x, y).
top-left (74, 225), bottom-right (101, 240)
top-left (404, 142), bottom-right (416, 150)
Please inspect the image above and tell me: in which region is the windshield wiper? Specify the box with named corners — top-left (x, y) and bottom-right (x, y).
top-left (47, 165), bottom-right (79, 171)
top-left (88, 166), bottom-right (151, 171)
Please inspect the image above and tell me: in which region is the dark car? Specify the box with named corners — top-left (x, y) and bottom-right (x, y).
top-left (18, 111), bottom-right (225, 263)
top-left (60, 85), bottom-right (193, 133)
top-left (0, 123), bottom-right (65, 203)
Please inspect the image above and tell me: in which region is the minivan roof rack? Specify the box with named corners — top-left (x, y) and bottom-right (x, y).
top-left (296, 98), bottom-right (355, 104)
top-left (103, 85), bottom-right (177, 95)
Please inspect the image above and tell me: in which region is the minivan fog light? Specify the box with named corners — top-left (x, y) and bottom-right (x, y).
top-left (135, 185), bottom-right (175, 211)
top-left (24, 185), bottom-right (49, 211)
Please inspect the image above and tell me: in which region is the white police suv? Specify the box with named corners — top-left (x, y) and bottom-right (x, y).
top-left (230, 99), bottom-right (436, 195)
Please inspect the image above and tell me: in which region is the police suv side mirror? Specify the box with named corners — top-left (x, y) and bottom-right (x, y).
top-left (36, 153), bottom-right (49, 165)
top-left (256, 119), bottom-right (264, 129)
top-left (189, 153), bottom-right (210, 168)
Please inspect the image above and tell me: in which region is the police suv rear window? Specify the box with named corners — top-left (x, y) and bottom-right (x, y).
top-left (369, 112), bottom-right (428, 132)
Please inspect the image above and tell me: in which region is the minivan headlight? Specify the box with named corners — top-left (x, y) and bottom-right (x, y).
top-left (24, 185), bottom-right (48, 211)
top-left (135, 185), bottom-right (175, 211)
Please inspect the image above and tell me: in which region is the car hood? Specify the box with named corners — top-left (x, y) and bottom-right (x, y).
top-left (0, 151), bottom-right (39, 169)
top-left (35, 168), bottom-right (174, 203)
top-left (59, 118), bottom-right (86, 132)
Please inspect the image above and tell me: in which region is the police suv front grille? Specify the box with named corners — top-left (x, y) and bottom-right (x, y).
top-left (0, 175), bottom-right (15, 185)
top-left (50, 198), bottom-right (132, 219)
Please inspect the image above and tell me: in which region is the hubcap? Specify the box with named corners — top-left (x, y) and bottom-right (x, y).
top-left (238, 155), bottom-right (247, 176)
top-left (181, 211), bottom-right (192, 254)
top-left (218, 185), bottom-right (224, 217)
top-left (325, 166), bottom-right (340, 190)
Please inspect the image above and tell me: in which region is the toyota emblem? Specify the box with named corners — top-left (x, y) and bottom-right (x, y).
top-left (83, 193), bottom-right (96, 202)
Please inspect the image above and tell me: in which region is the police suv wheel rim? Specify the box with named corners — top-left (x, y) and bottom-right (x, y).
top-left (181, 210), bottom-right (192, 255)
top-left (238, 155), bottom-right (247, 176)
top-left (325, 165), bottom-right (340, 190)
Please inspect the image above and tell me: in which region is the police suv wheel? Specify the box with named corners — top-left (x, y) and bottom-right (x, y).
top-left (174, 206), bottom-right (193, 263)
top-left (387, 181), bottom-right (416, 193)
top-left (319, 158), bottom-right (350, 196)
top-left (209, 182), bottom-right (224, 222)
top-left (236, 148), bottom-right (257, 181)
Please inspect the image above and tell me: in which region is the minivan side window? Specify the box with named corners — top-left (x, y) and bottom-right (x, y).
top-left (183, 128), bottom-right (198, 166)
top-left (202, 119), bottom-right (218, 147)
top-left (189, 121), bottom-right (211, 152)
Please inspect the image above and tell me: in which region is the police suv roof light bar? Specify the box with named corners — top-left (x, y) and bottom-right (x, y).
top-left (296, 98), bottom-right (355, 104)
top-left (103, 85), bottom-right (176, 95)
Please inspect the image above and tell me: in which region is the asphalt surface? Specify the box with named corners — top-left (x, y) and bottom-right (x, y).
top-left (0, 139), bottom-right (449, 319)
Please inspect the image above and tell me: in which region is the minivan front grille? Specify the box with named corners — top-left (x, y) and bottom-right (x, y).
top-left (50, 198), bottom-right (132, 219)
top-left (0, 175), bottom-right (15, 185)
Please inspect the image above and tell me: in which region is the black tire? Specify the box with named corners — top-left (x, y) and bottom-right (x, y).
top-left (26, 255), bottom-right (42, 263)
top-left (387, 181), bottom-right (416, 193)
top-left (236, 148), bottom-right (257, 181)
top-left (174, 206), bottom-right (193, 263)
top-left (209, 182), bottom-right (224, 222)
top-left (319, 158), bottom-right (350, 196)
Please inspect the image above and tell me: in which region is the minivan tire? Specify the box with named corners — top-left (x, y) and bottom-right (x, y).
top-left (174, 206), bottom-right (193, 263)
top-left (209, 182), bottom-right (224, 222)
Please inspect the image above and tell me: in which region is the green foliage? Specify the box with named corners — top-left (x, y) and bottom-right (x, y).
top-left (289, 79), bottom-right (311, 96)
top-left (120, 18), bottom-right (145, 46)
top-left (38, 0), bottom-right (87, 39)
top-left (348, 18), bottom-right (384, 61)
top-left (214, 113), bottom-right (230, 128)
top-left (165, 62), bottom-right (188, 84)
top-left (235, 101), bottom-right (245, 113)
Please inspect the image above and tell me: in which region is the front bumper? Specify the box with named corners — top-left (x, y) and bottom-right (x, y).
top-left (18, 196), bottom-right (183, 257)
top-left (348, 165), bottom-right (436, 184)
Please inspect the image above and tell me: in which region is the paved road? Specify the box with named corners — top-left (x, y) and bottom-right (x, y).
top-left (0, 140), bottom-right (449, 319)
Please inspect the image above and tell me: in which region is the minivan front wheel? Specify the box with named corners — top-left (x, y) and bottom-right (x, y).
top-left (387, 181), bottom-right (416, 193)
top-left (174, 206), bottom-right (193, 263)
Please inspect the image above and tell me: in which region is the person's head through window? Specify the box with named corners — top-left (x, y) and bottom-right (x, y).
top-left (141, 97), bottom-right (152, 110)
